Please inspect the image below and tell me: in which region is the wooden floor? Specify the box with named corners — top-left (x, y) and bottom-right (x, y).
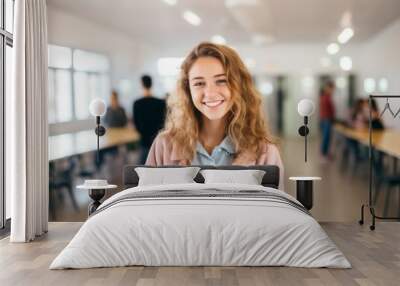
top-left (1, 222), bottom-right (400, 286)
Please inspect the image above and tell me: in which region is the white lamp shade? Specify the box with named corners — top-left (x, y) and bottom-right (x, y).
top-left (89, 98), bottom-right (106, 117)
top-left (297, 99), bottom-right (315, 117)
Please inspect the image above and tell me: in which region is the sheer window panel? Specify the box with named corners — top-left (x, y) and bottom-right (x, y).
top-left (48, 69), bottom-right (56, 123)
top-left (5, 0), bottom-right (14, 33)
top-left (100, 74), bottom-right (111, 101)
top-left (89, 73), bottom-right (109, 102)
top-left (74, 72), bottom-right (90, 120)
top-left (55, 70), bottom-right (73, 122)
top-left (74, 49), bottom-right (110, 72)
top-left (47, 45), bottom-right (111, 121)
top-left (48, 45), bottom-right (72, 69)
top-left (161, 76), bottom-right (179, 93)
top-left (88, 74), bottom-right (100, 102)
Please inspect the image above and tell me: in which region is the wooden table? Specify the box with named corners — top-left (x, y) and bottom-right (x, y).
top-left (334, 123), bottom-right (400, 159)
top-left (49, 126), bottom-right (140, 161)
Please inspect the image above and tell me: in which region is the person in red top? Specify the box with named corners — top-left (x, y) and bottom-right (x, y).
top-left (319, 80), bottom-right (335, 159)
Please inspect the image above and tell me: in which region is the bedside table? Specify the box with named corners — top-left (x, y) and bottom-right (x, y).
top-left (289, 177), bottom-right (321, 210)
top-left (77, 183), bottom-right (117, 215)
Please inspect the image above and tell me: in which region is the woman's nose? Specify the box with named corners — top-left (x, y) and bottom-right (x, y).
top-left (204, 82), bottom-right (218, 96)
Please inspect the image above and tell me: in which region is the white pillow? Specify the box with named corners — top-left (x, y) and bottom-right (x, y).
top-left (200, 169), bottom-right (266, 185)
top-left (135, 167), bottom-right (201, 186)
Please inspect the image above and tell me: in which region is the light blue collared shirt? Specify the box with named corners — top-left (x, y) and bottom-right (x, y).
top-left (191, 136), bottom-right (235, 166)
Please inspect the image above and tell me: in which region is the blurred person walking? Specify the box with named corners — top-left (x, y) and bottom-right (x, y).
top-left (133, 75), bottom-right (166, 164)
top-left (319, 80), bottom-right (336, 161)
top-left (104, 90), bottom-right (127, 127)
top-left (96, 90), bottom-right (128, 167)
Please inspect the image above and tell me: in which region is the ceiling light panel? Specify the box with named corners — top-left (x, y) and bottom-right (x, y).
top-left (340, 56), bottom-right (352, 71)
top-left (182, 10), bottom-right (202, 26)
top-left (326, 43), bottom-right (340, 55)
top-left (225, 0), bottom-right (260, 8)
top-left (211, 35), bottom-right (227, 45)
top-left (162, 0), bottom-right (177, 6)
top-left (338, 27), bottom-right (354, 44)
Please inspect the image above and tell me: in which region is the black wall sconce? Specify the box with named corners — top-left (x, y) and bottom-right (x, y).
top-left (89, 98), bottom-right (107, 166)
top-left (297, 99), bottom-right (315, 162)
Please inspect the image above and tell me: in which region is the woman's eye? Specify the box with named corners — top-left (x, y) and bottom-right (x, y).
top-left (216, 79), bottom-right (227, 85)
top-left (193, 82), bottom-right (205, 87)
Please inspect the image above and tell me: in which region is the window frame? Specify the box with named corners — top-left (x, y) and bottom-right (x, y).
top-left (48, 45), bottom-right (110, 124)
top-left (1, 0), bottom-right (14, 231)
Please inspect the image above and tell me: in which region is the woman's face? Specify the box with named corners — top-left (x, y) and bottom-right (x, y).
top-left (188, 57), bottom-right (233, 122)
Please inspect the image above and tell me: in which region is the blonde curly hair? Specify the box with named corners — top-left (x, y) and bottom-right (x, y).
top-left (161, 42), bottom-right (276, 162)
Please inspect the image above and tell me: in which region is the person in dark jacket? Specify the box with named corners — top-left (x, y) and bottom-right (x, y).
top-left (133, 75), bottom-right (166, 164)
top-left (104, 90), bottom-right (127, 127)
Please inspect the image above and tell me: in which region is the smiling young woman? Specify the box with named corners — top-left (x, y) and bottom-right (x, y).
top-left (146, 42), bottom-right (284, 189)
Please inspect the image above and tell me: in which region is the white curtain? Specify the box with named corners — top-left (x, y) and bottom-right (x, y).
top-left (9, 0), bottom-right (49, 242)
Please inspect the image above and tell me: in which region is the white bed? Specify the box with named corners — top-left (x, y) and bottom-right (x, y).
top-left (50, 183), bottom-right (351, 269)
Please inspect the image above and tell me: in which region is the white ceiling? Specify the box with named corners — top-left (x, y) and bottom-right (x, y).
top-left (48, 0), bottom-right (400, 47)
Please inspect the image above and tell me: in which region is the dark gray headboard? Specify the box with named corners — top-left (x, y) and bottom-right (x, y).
top-left (123, 165), bottom-right (280, 189)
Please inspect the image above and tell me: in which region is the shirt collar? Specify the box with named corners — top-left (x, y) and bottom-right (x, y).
top-left (219, 136), bottom-right (235, 154)
top-left (196, 136), bottom-right (235, 156)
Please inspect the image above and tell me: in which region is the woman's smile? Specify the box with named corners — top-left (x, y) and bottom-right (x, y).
top-left (202, 99), bottom-right (225, 108)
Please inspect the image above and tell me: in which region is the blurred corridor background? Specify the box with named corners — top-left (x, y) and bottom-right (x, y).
top-left (7, 0), bottom-right (399, 223)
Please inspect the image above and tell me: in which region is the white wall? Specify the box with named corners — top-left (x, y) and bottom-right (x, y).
top-left (357, 19), bottom-right (400, 129)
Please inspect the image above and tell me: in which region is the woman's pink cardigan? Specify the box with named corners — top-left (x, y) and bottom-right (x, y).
top-left (145, 133), bottom-right (285, 190)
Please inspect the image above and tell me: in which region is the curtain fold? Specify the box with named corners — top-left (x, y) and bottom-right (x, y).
top-left (10, 0), bottom-right (49, 242)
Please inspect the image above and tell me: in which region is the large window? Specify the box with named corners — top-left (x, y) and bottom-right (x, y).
top-left (1, 0), bottom-right (14, 229)
top-left (48, 45), bottom-right (110, 123)
top-left (157, 57), bottom-right (183, 92)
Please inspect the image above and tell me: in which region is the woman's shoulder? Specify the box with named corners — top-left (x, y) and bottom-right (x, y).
top-left (256, 140), bottom-right (283, 166)
top-left (233, 140), bottom-right (280, 165)
top-left (147, 131), bottom-right (189, 165)
top-left (146, 131), bottom-right (172, 166)
top-left (259, 140), bottom-right (280, 155)
top-left (151, 131), bottom-right (172, 149)
top-left (152, 131), bottom-right (181, 156)
top-left (153, 131), bottom-right (172, 143)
